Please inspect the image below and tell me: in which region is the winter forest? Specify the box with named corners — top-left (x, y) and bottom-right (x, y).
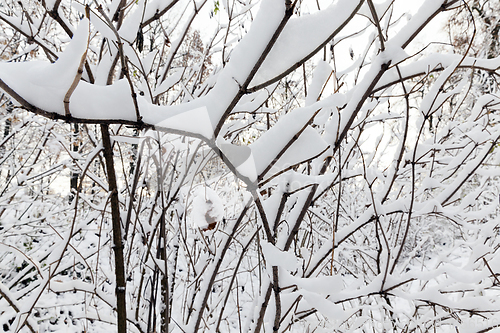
top-left (1, 0), bottom-right (500, 331)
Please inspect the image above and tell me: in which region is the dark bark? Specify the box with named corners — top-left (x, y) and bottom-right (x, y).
top-left (101, 124), bottom-right (127, 333)
top-left (69, 123), bottom-right (79, 202)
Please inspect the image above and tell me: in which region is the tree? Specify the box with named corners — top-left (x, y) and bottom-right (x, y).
top-left (1, 0), bottom-right (500, 332)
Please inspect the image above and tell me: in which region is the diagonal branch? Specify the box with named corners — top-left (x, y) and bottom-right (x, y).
top-left (367, 0), bottom-right (385, 51)
top-left (213, 0), bottom-right (299, 137)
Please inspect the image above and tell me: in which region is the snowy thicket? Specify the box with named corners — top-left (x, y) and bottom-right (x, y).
top-left (1, 0), bottom-right (500, 332)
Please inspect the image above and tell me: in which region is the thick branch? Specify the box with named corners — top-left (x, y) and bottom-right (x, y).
top-left (101, 124), bottom-right (127, 333)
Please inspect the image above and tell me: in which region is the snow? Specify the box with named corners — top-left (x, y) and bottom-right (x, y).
top-left (73, 3), bottom-right (116, 43)
top-left (261, 241), bottom-right (299, 271)
top-left (71, 80), bottom-right (137, 120)
top-left (153, 69), bottom-right (184, 97)
top-left (232, 88), bottom-right (274, 114)
top-left (191, 186), bottom-right (224, 229)
top-left (2, 0), bottom-right (500, 331)
top-left (249, 96), bottom-right (341, 177)
top-left (155, 106), bottom-right (214, 138)
top-left (249, 0), bottom-right (363, 88)
top-left (118, 0), bottom-right (146, 42)
top-left (215, 138), bottom-right (257, 181)
top-left (305, 60), bottom-right (332, 106)
top-left (262, 127), bottom-right (330, 180)
top-left (419, 59), bottom-right (460, 114)
top-left (386, 0), bottom-right (447, 49)
top-left (281, 272), bottom-right (343, 295)
top-left (376, 54), bottom-right (500, 92)
top-left (358, 0), bottom-right (393, 19)
top-left (142, 0), bottom-right (178, 23)
top-left (301, 290), bottom-right (349, 322)
top-left (92, 54), bottom-right (116, 86)
top-left (0, 18), bottom-right (90, 115)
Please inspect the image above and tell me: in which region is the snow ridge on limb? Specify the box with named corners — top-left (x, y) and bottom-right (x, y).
top-left (0, 18), bottom-right (90, 116)
top-left (249, 0), bottom-right (365, 90)
top-left (63, 17), bottom-right (91, 117)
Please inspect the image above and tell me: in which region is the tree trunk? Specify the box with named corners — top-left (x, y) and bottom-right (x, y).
top-left (101, 124), bottom-right (127, 333)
